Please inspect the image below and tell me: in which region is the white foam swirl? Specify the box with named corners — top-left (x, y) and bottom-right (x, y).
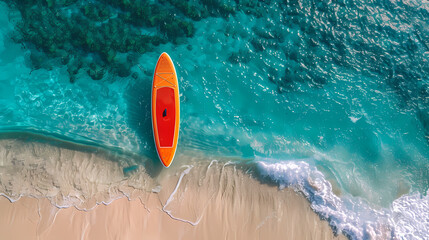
top-left (256, 158), bottom-right (428, 240)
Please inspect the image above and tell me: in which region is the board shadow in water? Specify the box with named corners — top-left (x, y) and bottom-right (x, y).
top-left (125, 73), bottom-right (164, 177)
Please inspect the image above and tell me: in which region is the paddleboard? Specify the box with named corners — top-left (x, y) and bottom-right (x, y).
top-left (151, 52), bottom-right (180, 167)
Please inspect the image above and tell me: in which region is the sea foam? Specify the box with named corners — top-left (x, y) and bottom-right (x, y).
top-left (256, 158), bottom-right (428, 240)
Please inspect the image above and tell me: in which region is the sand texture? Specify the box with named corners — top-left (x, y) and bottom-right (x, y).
top-left (0, 166), bottom-right (346, 240)
top-left (0, 135), bottom-right (347, 239)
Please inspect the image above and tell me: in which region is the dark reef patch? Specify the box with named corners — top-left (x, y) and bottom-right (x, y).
top-left (3, 0), bottom-right (196, 81)
top-left (4, 0), bottom-right (268, 82)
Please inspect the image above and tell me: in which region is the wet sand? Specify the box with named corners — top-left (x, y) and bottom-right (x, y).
top-left (0, 135), bottom-right (347, 239)
top-left (0, 167), bottom-right (346, 240)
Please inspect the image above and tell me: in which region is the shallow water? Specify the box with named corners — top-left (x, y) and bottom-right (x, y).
top-left (0, 0), bottom-right (428, 239)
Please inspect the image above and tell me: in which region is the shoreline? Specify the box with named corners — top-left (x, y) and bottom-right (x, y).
top-left (0, 165), bottom-right (347, 240)
top-left (0, 135), bottom-right (346, 239)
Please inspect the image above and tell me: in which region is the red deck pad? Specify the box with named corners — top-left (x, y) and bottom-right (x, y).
top-left (156, 87), bottom-right (176, 147)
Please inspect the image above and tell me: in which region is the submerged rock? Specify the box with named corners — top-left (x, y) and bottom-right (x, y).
top-left (112, 62), bottom-right (131, 78)
top-left (228, 49), bottom-right (251, 64)
top-left (87, 63), bottom-right (105, 80)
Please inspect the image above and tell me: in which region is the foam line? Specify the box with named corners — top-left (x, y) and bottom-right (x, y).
top-left (162, 165), bottom-right (202, 226)
top-left (207, 159), bottom-right (218, 169)
top-left (0, 193), bottom-right (21, 203)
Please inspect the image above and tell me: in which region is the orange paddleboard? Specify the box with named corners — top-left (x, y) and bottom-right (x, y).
top-left (152, 53), bottom-right (180, 167)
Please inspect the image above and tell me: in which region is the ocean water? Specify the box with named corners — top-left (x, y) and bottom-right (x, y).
top-left (0, 0), bottom-right (428, 239)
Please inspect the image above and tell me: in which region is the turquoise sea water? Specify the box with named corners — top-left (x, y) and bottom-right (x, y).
top-left (0, 0), bottom-right (428, 239)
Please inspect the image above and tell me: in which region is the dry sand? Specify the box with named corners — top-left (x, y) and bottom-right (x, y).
top-left (0, 134), bottom-right (347, 240)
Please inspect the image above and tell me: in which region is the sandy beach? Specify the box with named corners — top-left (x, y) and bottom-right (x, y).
top-left (0, 135), bottom-right (346, 240)
top-left (0, 177), bottom-right (346, 240)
